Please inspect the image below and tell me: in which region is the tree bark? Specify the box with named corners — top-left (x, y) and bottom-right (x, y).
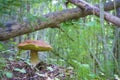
top-left (68, 0), bottom-right (120, 27)
top-left (0, 0), bottom-right (120, 41)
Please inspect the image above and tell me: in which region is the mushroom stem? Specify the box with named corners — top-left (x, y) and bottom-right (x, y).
top-left (30, 50), bottom-right (39, 66)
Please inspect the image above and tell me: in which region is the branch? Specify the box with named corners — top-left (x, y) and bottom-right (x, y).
top-left (68, 0), bottom-right (120, 27)
top-left (0, 0), bottom-right (120, 41)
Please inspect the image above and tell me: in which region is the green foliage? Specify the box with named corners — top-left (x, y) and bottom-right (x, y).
top-left (46, 16), bottom-right (116, 79)
top-left (0, 41), bottom-right (16, 79)
top-left (0, 58), bottom-right (7, 78)
top-left (0, 0), bottom-right (51, 15)
top-left (0, 58), bottom-right (6, 70)
top-left (0, 43), bottom-right (7, 78)
top-left (0, 0), bottom-right (22, 14)
top-left (0, 43), bottom-right (4, 50)
top-left (71, 60), bottom-right (91, 79)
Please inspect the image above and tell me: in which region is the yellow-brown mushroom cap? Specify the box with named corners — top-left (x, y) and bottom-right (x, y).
top-left (18, 40), bottom-right (52, 51)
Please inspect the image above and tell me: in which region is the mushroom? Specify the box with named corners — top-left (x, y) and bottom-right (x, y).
top-left (18, 40), bottom-right (52, 66)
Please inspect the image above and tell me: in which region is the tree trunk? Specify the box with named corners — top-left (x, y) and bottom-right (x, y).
top-left (68, 0), bottom-right (120, 27)
top-left (0, 0), bottom-right (120, 41)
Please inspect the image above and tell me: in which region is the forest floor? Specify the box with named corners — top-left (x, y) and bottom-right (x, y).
top-left (2, 59), bottom-right (74, 80)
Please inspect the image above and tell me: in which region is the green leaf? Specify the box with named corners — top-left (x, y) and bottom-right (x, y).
top-left (24, 60), bottom-right (31, 65)
top-left (5, 72), bottom-right (13, 78)
top-left (47, 66), bottom-right (54, 71)
top-left (54, 77), bottom-right (60, 80)
top-left (14, 68), bottom-right (26, 73)
top-left (0, 43), bottom-right (3, 50)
